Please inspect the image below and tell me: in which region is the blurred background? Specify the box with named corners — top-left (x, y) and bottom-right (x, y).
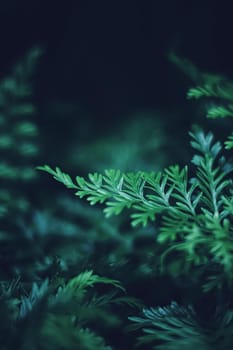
top-left (1, 0), bottom-right (231, 168)
top-left (0, 0), bottom-right (229, 132)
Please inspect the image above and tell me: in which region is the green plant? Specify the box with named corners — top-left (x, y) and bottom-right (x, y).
top-left (169, 51), bottom-right (233, 147)
top-left (0, 270), bottom-right (135, 350)
top-left (38, 127), bottom-right (233, 291)
top-left (38, 58), bottom-right (233, 349)
top-left (0, 47), bottom-right (146, 350)
top-left (129, 301), bottom-right (233, 350)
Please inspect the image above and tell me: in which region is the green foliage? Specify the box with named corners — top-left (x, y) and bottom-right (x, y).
top-left (225, 133), bottom-right (233, 149)
top-left (38, 128), bottom-right (233, 288)
top-left (170, 52), bottom-right (233, 121)
top-left (1, 270), bottom-right (133, 349)
top-left (187, 82), bottom-right (233, 104)
top-left (129, 301), bottom-right (233, 350)
top-left (202, 104), bottom-right (233, 119)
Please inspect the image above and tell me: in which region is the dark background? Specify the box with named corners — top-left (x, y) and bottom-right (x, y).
top-left (1, 0), bottom-right (232, 187)
top-left (0, 0), bottom-right (231, 121)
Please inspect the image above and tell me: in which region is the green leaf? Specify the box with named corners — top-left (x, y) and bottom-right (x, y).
top-left (225, 134), bottom-right (233, 149)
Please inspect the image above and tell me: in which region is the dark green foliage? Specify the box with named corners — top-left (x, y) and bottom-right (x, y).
top-left (0, 270), bottom-right (132, 349)
top-left (169, 52), bottom-right (233, 116)
top-left (170, 52), bottom-right (233, 148)
top-left (0, 48), bottom-right (45, 280)
top-left (225, 134), bottom-right (233, 149)
top-left (187, 80), bottom-right (233, 121)
top-left (0, 47), bottom-right (41, 219)
top-left (0, 48), bottom-right (146, 350)
top-left (129, 301), bottom-right (233, 350)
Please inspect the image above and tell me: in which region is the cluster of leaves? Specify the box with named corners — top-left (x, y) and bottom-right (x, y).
top-left (187, 76), bottom-right (233, 119)
top-left (32, 115), bottom-right (168, 288)
top-left (129, 301), bottom-right (233, 350)
top-left (0, 270), bottom-right (136, 350)
top-left (39, 128), bottom-right (233, 290)
top-left (0, 48), bottom-right (144, 349)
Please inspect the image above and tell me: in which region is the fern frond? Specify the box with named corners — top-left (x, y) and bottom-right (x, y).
top-left (37, 165), bottom-right (78, 189)
top-left (19, 279), bottom-right (49, 318)
top-left (187, 85), bottom-right (218, 99)
top-left (129, 302), bottom-right (206, 350)
top-left (54, 270), bottom-right (124, 307)
top-left (187, 77), bottom-right (233, 102)
top-left (170, 51), bottom-right (233, 128)
top-left (129, 301), bottom-right (233, 350)
top-left (225, 134), bottom-right (233, 149)
top-left (38, 130), bottom-right (233, 286)
top-left (38, 166), bottom-right (172, 227)
top-left (207, 105), bottom-right (233, 119)
top-left (40, 316), bottom-right (112, 350)
top-left (63, 270), bottom-right (124, 293)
